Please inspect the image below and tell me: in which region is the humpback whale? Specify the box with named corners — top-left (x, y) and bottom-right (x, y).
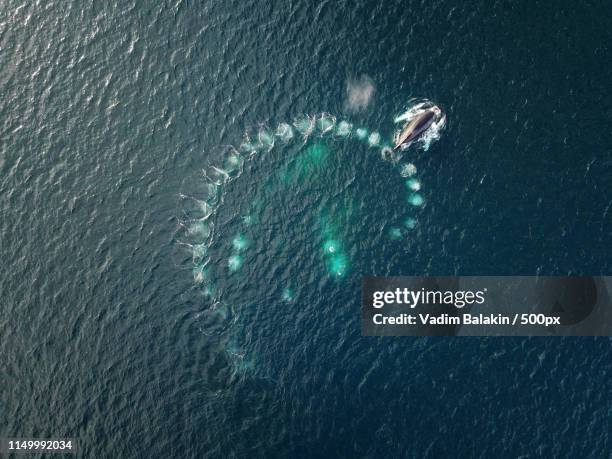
top-left (393, 107), bottom-right (443, 151)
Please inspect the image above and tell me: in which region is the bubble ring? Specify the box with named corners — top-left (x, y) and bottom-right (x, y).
top-left (176, 101), bottom-right (444, 310)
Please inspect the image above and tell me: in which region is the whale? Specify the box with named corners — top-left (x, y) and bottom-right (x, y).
top-left (393, 107), bottom-right (442, 150)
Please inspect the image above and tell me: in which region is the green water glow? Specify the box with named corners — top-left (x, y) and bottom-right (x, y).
top-left (232, 234), bottom-right (248, 252)
top-left (404, 217), bottom-right (418, 229)
top-left (228, 254), bottom-right (244, 271)
top-left (406, 178), bottom-right (421, 191)
top-left (280, 142), bottom-right (330, 183)
top-left (408, 193), bottom-right (424, 206)
top-left (323, 239), bottom-right (340, 254)
top-left (389, 227), bottom-right (402, 239)
top-left (319, 212), bottom-right (349, 277)
top-left (355, 128), bottom-right (368, 139)
top-left (328, 254), bottom-right (348, 277)
top-left (282, 288), bottom-right (294, 302)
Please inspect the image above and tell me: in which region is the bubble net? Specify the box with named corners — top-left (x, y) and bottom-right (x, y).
top-left (177, 102), bottom-right (446, 297)
top-left (175, 100), bottom-right (446, 376)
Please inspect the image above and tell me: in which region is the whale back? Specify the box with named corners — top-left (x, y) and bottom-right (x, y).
top-left (411, 110), bottom-right (435, 133)
top-left (394, 109), bottom-right (437, 149)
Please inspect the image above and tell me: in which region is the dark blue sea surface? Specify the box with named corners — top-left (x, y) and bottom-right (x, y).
top-left (1, 0), bottom-right (611, 457)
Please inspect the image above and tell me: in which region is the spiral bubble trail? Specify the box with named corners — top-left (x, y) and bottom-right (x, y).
top-left (179, 102), bottom-right (443, 303)
top-left (177, 101), bottom-right (446, 376)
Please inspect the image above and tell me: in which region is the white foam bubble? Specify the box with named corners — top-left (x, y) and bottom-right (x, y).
top-left (317, 114), bottom-right (335, 134)
top-left (400, 163), bottom-right (417, 177)
top-left (188, 221), bottom-right (211, 238)
top-left (192, 243), bottom-right (207, 260)
top-left (406, 178), bottom-right (421, 191)
top-left (193, 265), bottom-right (206, 283)
top-left (196, 199), bottom-right (212, 219)
top-left (239, 141), bottom-right (258, 154)
top-left (228, 254), bottom-right (243, 271)
top-left (205, 166), bottom-right (230, 186)
top-left (294, 116), bottom-right (314, 136)
top-left (204, 182), bottom-right (220, 205)
top-left (335, 120), bottom-right (352, 137)
top-left (408, 193), bottom-right (425, 206)
top-left (258, 129), bottom-right (275, 150)
top-left (224, 152), bottom-right (244, 177)
top-left (275, 123), bottom-right (294, 142)
top-left (380, 146), bottom-right (393, 160)
top-left (368, 132), bottom-right (381, 147)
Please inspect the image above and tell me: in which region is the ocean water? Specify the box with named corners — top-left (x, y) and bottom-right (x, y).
top-left (1, 0), bottom-right (611, 457)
